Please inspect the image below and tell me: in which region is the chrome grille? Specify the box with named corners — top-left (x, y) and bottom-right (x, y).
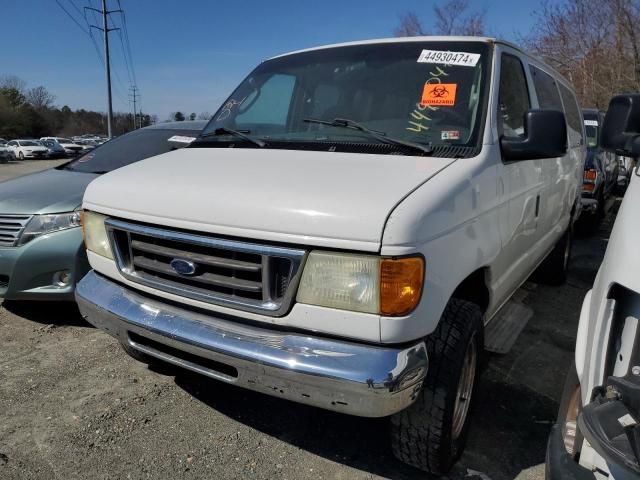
top-left (106, 219), bottom-right (307, 316)
top-left (0, 214), bottom-right (32, 247)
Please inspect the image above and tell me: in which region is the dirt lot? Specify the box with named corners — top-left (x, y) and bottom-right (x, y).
top-left (0, 160), bottom-right (615, 480)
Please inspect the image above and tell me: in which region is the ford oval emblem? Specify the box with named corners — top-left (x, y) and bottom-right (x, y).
top-left (170, 258), bottom-right (197, 276)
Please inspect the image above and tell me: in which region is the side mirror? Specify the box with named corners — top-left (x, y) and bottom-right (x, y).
top-left (500, 110), bottom-right (567, 161)
top-left (600, 94), bottom-right (640, 158)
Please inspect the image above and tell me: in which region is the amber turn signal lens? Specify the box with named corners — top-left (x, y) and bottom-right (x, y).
top-left (582, 182), bottom-right (596, 192)
top-left (380, 257), bottom-right (425, 316)
top-left (584, 169), bottom-right (597, 181)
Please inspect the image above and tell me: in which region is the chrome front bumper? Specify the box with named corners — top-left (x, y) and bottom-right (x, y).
top-left (76, 271), bottom-right (428, 417)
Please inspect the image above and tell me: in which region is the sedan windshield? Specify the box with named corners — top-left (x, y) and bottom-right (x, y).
top-left (63, 128), bottom-right (200, 174)
top-left (198, 41), bottom-right (491, 156)
top-left (20, 141), bottom-right (39, 146)
top-left (57, 138), bottom-right (73, 144)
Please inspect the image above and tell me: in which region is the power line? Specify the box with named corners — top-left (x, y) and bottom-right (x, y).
top-left (85, 0), bottom-right (123, 138)
top-left (55, 0), bottom-right (89, 35)
top-left (117, 0), bottom-right (137, 86)
top-left (56, 0), bottom-right (133, 125)
top-left (108, 13), bottom-right (133, 87)
top-left (87, 13), bottom-right (129, 108)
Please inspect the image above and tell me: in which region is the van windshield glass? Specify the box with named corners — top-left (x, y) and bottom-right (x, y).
top-left (199, 41), bottom-right (491, 153)
top-left (62, 128), bottom-right (198, 174)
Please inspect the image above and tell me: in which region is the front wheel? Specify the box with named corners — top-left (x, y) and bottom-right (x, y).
top-left (391, 298), bottom-right (483, 475)
top-left (18, 151), bottom-right (24, 160)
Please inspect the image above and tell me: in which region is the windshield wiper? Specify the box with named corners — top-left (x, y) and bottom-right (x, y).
top-left (198, 127), bottom-right (265, 148)
top-left (303, 117), bottom-right (432, 155)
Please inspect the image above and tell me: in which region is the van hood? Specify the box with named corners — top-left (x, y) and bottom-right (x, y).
top-left (0, 168), bottom-right (99, 215)
top-left (83, 148), bottom-right (455, 251)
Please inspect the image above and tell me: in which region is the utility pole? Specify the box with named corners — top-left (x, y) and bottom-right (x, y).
top-left (129, 85), bottom-right (140, 129)
top-left (86, 1), bottom-right (121, 139)
top-left (101, 0), bottom-right (113, 138)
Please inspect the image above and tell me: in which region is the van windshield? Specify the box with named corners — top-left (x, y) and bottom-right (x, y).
top-left (585, 125), bottom-right (598, 148)
top-left (198, 41), bottom-right (491, 156)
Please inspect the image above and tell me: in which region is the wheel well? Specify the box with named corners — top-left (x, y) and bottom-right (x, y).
top-left (451, 268), bottom-right (490, 314)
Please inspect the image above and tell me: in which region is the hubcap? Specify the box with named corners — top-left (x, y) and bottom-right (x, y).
top-left (452, 335), bottom-right (477, 440)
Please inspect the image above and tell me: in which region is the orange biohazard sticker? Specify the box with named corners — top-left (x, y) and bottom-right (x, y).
top-left (421, 83), bottom-right (457, 106)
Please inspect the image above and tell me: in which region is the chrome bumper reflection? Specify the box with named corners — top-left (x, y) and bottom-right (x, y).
top-left (76, 271), bottom-right (428, 417)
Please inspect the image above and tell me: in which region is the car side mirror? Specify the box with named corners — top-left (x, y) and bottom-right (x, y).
top-left (500, 109), bottom-right (567, 161)
top-left (600, 94), bottom-right (640, 159)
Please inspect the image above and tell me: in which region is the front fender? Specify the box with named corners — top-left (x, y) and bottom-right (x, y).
top-left (379, 152), bottom-right (500, 342)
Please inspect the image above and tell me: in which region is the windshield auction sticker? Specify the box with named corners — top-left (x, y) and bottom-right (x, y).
top-left (167, 135), bottom-right (196, 144)
top-left (421, 83), bottom-right (457, 106)
top-left (417, 50), bottom-right (480, 67)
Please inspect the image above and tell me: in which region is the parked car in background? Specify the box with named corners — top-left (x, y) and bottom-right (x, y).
top-left (76, 37), bottom-right (584, 474)
top-left (40, 139), bottom-right (67, 159)
top-left (546, 94), bottom-right (640, 479)
top-left (0, 121), bottom-right (204, 302)
top-left (581, 109), bottom-right (619, 228)
top-left (39, 137), bottom-right (84, 156)
top-left (74, 139), bottom-right (98, 152)
top-left (617, 155), bottom-right (635, 193)
top-left (0, 142), bottom-right (13, 163)
top-left (7, 139), bottom-right (49, 160)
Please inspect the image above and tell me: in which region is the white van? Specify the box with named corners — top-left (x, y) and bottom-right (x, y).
top-left (546, 94), bottom-right (640, 479)
top-left (76, 37), bottom-right (585, 473)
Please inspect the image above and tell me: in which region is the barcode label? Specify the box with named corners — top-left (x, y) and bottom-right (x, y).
top-left (417, 49), bottom-right (480, 67)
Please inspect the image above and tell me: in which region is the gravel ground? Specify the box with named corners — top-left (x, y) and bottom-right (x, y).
top-left (0, 160), bottom-right (616, 480)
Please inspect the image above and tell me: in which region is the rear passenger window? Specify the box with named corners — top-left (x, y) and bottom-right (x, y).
top-left (559, 84), bottom-right (583, 146)
top-left (497, 54), bottom-right (530, 137)
top-left (529, 66), bottom-right (563, 110)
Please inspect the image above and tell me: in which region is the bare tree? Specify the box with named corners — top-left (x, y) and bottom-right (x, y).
top-left (394, 12), bottom-right (425, 37)
top-left (26, 86), bottom-right (56, 110)
top-left (526, 0), bottom-right (640, 108)
top-left (395, 0), bottom-right (486, 37)
top-left (434, 0), bottom-right (486, 35)
top-left (0, 75), bottom-right (26, 93)
top-left (197, 112), bottom-right (212, 120)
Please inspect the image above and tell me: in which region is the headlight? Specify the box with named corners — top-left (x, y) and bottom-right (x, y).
top-left (81, 211), bottom-right (113, 259)
top-left (296, 251), bottom-right (424, 316)
top-left (18, 211), bottom-right (82, 246)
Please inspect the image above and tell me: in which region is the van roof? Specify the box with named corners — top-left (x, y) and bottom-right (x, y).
top-left (269, 36), bottom-right (572, 91)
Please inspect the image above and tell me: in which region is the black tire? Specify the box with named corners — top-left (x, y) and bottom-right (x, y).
top-left (535, 226), bottom-right (572, 285)
top-left (391, 298), bottom-right (483, 475)
top-left (120, 341), bottom-right (157, 365)
top-left (18, 151), bottom-right (24, 160)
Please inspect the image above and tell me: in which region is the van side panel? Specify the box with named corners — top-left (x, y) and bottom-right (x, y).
top-left (380, 148), bottom-right (501, 342)
top-left (380, 46), bottom-right (584, 344)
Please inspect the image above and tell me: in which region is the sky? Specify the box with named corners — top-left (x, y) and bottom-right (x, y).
top-left (2, 0), bottom-right (544, 121)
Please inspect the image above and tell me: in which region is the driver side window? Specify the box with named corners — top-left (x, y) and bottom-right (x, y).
top-left (235, 73), bottom-right (296, 130)
top-left (497, 54), bottom-right (530, 138)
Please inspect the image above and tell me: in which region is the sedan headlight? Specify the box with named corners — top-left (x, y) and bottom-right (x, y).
top-left (18, 211), bottom-right (82, 246)
top-left (81, 211), bottom-right (113, 259)
top-left (296, 251), bottom-right (424, 316)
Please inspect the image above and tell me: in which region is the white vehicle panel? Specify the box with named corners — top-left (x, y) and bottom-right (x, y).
top-left (83, 147), bottom-right (454, 251)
